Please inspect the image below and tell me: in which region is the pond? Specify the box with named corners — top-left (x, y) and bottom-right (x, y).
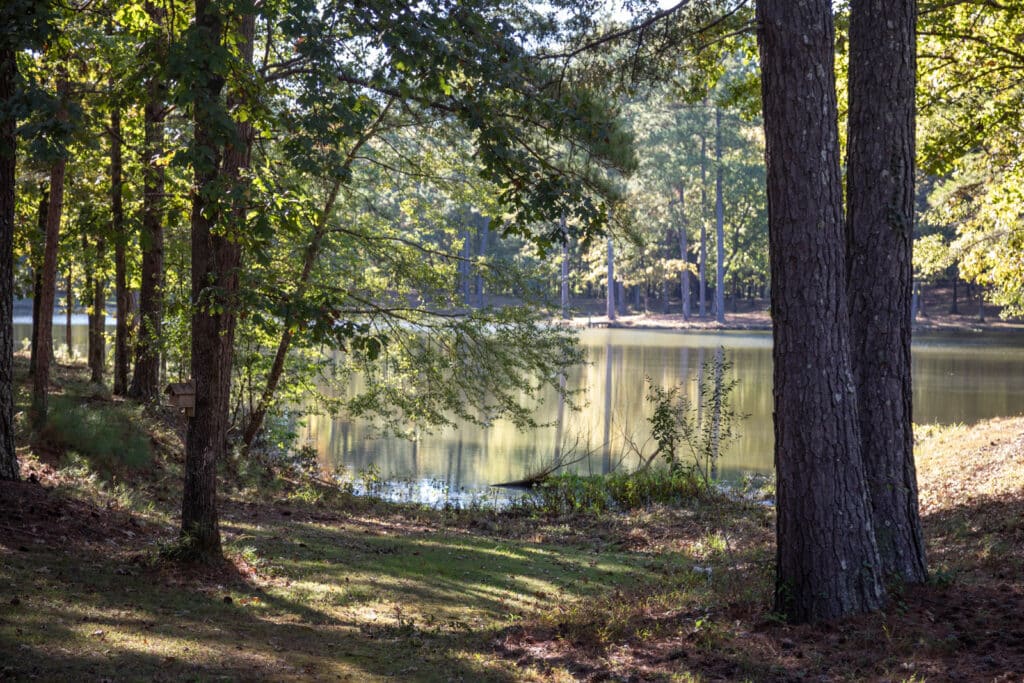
top-left (302, 328), bottom-right (1024, 506)
top-left (18, 317), bottom-right (1024, 507)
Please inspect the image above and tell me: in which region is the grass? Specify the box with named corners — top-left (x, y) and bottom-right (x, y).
top-left (1, 359), bottom-right (1022, 681)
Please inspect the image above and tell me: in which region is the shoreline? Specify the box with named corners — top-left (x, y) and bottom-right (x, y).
top-left (561, 309), bottom-right (1024, 335)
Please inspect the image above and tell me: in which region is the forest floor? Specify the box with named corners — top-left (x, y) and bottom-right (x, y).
top-left (1, 361), bottom-right (1023, 681)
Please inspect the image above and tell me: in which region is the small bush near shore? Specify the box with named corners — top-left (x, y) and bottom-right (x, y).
top-left (532, 467), bottom-right (705, 514)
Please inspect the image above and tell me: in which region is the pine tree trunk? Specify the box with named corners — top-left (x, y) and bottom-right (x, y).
top-left (757, 0), bottom-right (885, 622)
top-left (111, 109), bottom-right (129, 395)
top-left (31, 76), bottom-right (68, 428)
top-left (714, 108), bottom-right (726, 324)
top-left (846, 0), bottom-right (927, 584)
top-left (182, 6), bottom-right (254, 560)
top-left (0, 44), bottom-right (18, 479)
top-left (129, 52), bottom-right (166, 403)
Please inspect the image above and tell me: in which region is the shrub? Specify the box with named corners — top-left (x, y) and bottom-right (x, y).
top-left (44, 396), bottom-right (152, 472)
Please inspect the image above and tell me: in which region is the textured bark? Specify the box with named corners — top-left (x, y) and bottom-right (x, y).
top-left (181, 6), bottom-right (255, 559)
top-left (111, 109), bottom-right (129, 395)
top-left (31, 77), bottom-right (68, 427)
top-left (757, 0), bottom-right (885, 622)
top-left (0, 44), bottom-right (17, 479)
top-left (129, 50), bottom-right (166, 403)
top-left (846, 0), bottom-right (927, 584)
top-left (714, 107), bottom-right (726, 324)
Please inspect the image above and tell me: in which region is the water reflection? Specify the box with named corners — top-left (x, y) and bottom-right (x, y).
top-left (303, 328), bottom-right (1024, 501)
top-left (16, 318), bottom-right (1023, 504)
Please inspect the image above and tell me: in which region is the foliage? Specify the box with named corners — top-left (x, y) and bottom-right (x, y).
top-left (644, 349), bottom-right (743, 483)
top-left (918, 1), bottom-right (1024, 315)
top-left (43, 396), bottom-right (152, 471)
top-left (533, 467), bottom-right (704, 514)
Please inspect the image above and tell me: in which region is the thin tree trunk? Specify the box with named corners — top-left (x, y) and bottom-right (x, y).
top-left (560, 215), bottom-right (570, 319)
top-left (64, 271), bottom-right (72, 358)
top-left (950, 269), bottom-right (958, 314)
top-left (86, 233), bottom-right (106, 384)
top-left (182, 6), bottom-right (254, 560)
top-left (699, 129), bottom-right (708, 318)
top-left (758, 0), bottom-right (885, 622)
top-left (129, 47), bottom-right (166, 402)
top-left (677, 184), bottom-right (690, 320)
top-left (241, 178), bottom-right (341, 450)
top-left (0, 43), bottom-right (17, 479)
top-left (112, 108), bottom-right (129, 395)
top-left (31, 75), bottom-right (68, 428)
top-left (606, 236), bottom-right (616, 321)
top-left (241, 99), bottom-right (391, 450)
top-left (29, 188), bottom-right (53, 375)
top-left (714, 107), bottom-right (726, 324)
top-left (476, 215), bottom-right (489, 308)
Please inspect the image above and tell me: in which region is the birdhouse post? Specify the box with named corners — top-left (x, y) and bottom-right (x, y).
top-left (165, 381), bottom-right (196, 417)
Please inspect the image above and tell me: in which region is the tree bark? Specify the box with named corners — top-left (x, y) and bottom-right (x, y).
top-left (476, 215), bottom-right (489, 308)
top-left (846, 0), bottom-right (927, 584)
top-left (181, 6), bottom-right (254, 560)
top-left (714, 107), bottom-right (726, 324)
top-left (31, 75), bottom-right (68, 428)
top-left (0, 43), bottom-right (17, 479)
top-left (129, 43), bottom-right (166, 402)
top-left (757, 0), bottom-right (885, 622)
top-left (111, 108), bottom-right (129, 395)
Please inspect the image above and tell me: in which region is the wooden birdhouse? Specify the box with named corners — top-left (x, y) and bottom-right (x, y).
top-left (165, 381), bottom-right (196, 417)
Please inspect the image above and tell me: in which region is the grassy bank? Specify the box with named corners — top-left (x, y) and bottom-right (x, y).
top-left (1, 362), bottom-right (1022, 681)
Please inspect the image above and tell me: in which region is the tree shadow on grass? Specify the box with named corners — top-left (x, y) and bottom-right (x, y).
top-left (0, 479), bottom-right (674, 682)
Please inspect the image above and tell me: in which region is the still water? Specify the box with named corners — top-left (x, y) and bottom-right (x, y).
top-left (302, 328), bottom-right (1024, 505)
top-left (19, 318), bottom-right (1024, 505)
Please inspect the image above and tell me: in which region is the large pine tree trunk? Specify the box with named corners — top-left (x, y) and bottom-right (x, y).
top-left (560, 215), bottom-right (570, 319)
top-left (846, 0), bottom-right (926, 584)
top-left (111, 109), bottom-right (130, 395)
top-left (757, 0), bottom-right (885, 622)
top-left (714, 108), bottom-right (726, 324)
top-left (181, 6), bottom-right (255, 560)
top-left (129, 52), bottom-right (166, 403)
top-left (0, 44), bottom-right (18, 479)
top-left (31, 76), bottom-right (68, 428)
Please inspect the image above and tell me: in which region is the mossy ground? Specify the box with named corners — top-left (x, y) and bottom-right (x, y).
top-left (1, 358), bottom-right (1022, 681)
